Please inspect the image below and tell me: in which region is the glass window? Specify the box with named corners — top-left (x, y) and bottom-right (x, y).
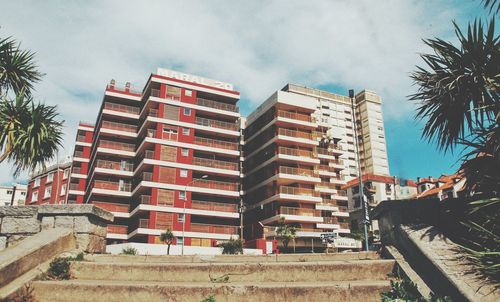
top-left (181, 148), bottom-right (189, 156)
top-left (180, 169), bottom-right (188, 178)
top-left (185, 90), bottom-right (192, 97)
top-left (44, 187), bottom-right (52, 199)
top-left (182, 128), bottom-right (190, 135)
top-left (6, 190), bottom-right (12, 195)
top-left (177, 237), bottom-right (184, 245)
top-left (179, 191), bottom-right (186, 200)
top-left (32, 191), bottom-right (38, 201)
top-left (63, 169), bottom-right (69, 179)
top-left (178, 213), bottom-right (185, 223)
top-left (60, 184), bottom-right (66, 196)
top-left (183, 108), bottom-right (191, 116)
top-left (47, 172), bottom-right (54, 182)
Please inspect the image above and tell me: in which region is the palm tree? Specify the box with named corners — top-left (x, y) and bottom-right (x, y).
top-left (160, 229), bottom-right (175, 255)
top-left (276, 219), bottom-right (297, 253)
top-left (0, 35), bottom-right (62, 176)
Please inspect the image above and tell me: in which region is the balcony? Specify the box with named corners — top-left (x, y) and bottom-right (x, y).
top-left (93, 202), bottom-right (129, 213)
top-left (339, 222), bottom-right (350, 229)
top-left (195, 117), bottom-right (238, 131)
top-left (191, 179), bottom-right (238, 191)
top-left (96, 160), bottom-right (133, 172)
top-left (278, 128), bottom-right (313, 140)
top-left (69, 183), bottom-right (80, 191)
top-left (279, 166), bottom-right (317, 177)
top-left (141, 172), bottom-right (153, 182)
top-left (99, 140), bottom-right (135, 152)
top-left (74, 150), bottom-right (84, 158)
top-left (193, 157), bottom-right (238, 171)
top-left (279, 206), bottom-right (320, 217)
top-left (76, 135), bottom-right (86, 142)
top-left (72, 167), bottom-right (83, 174)
top-left (150, 88), bottom-right (181, 101)
top-left (93, 180), bottom-right (131, 192)
top-left (104, 102), bottom-right (140, 115)
top-left (107, 225), bottom-right (128, 234)
top-left (323, 217), bottom-right (339, 224)
top-left (194, 136), bottom-right (238, 151)
top-left (277, 110), bottom-right (312, 123)
top-left (101, 121), bottom-right (137, 133)
top-left (280, 186), bottom-right (320, 197)
top-left (106, 83), bottom-right (141, 95)
top-left (278, 147), bottom-right (314, 158)
top-left (196, 97), bottom-right (238, 113)
top-left (316, 146), bottom-right (343, 156)
top-left (191, 200), bottom-right (238, 213)
top-left (139, 219), bottom-right (150, 228)
top-left (190, 223), bottom-right (238, 234)
top-left (139, 195), bottom-right (151, 204)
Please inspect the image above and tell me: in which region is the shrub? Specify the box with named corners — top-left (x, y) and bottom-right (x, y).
top-left (201, 295), bottom-right (216, 302)
top-left (218, 238), bottom-right (243, 255)
top-left (121, 247), bottom-right (138, 255)
top-left (47, 257), bottom-right (71, 280)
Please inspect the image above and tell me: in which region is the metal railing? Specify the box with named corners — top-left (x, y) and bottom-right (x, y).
top-left (104, 102), bottom-right (140, 114)
top-left (193, 157), bottom-right (238, 171)
top-left (278, 128), bottom-right (313, 140)
top-left (139, 219), bottom-right (150, 228)
top-left (69, 183), bottom-right (80, 191)
top-left (194, 136), bottom-right (238, 151)
top-left (76, 135), bottom-right (86, 142)
top-left (93, 180), bottom-right (131, 192)
top-left (139, 195), bottom-right (151, 204)
top-left (96, 160), bottom-right (133, 171)
top-left (277, 110), bottom-right (312, 122)
top-left (280, 206), bottom-right (320, 217)
top-left (190, 223), bottom-right (238, 234)
top-left (191, 179), bottom-right (238, 191)
top-left (280, 186), bottom-right (320, 197)
top-left (74, 150), bottom-right (84, 158)
top-left (72, 167), bottom-right (82, 174)
top-left (323, 217), bottom-right (339, 224)
top-left (278, 146), bottom-right (314, 158)
top-left (101, 120), bottom-right (137, 133)
top-left (196, 97), bottom-right (238, 113)
top-left (195, 117), bottom-right (239, 131)
top-left (107, 225), bottom-right (128, 234)
top-left (191, 200), bottom-right (238, 213)
top-left (93, 202), bottom-right (129, 213)
top-left (279, 166), bottom-right (317, 177)
top-left (99, 140), bottom-right (135, 152)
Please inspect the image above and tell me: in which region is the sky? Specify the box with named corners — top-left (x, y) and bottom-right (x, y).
top-left (0, 0), bottom-right (489, 184)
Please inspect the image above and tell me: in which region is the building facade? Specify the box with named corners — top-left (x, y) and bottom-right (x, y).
top-left (67, 122), bottom-right (95, 204)
top-left (416, 174), bottom-right (465, 200)
top-left (82, 69), bottom-right (242, 248)
top-left (26, 161), bottom-right (72, 205)
top-left (0, 184), bottom-right (27, 206)
top-left (242, 88), bottom-right (351, 251)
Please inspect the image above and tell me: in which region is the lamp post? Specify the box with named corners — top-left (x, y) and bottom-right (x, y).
top-left (182, 174), bottom-right (208, 256)
top-left (349, 89), bottom-right (369, 252)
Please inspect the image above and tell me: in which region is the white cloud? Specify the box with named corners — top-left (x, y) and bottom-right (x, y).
top-left (0, 0), bottom-right (476, 183)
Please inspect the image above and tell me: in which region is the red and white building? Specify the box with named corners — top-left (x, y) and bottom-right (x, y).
top-left (81, 69), bottom-right (242, 248)
top-left (26, 161), bottom-right (72, 205)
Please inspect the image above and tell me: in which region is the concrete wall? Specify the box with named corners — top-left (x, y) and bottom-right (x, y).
top-left (106, 242), bottom-right (262, 256)
top-left (0, 205), bottom-right (113, 253)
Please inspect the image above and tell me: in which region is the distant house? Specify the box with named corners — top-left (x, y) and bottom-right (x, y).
top-left (416, 174), bottom-right (466, 200)
top-left (0, 184), bottom-right (27, 206)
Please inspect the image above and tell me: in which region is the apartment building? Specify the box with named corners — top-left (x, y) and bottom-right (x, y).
top-left (26, 161), bottom-right (72, 205)
top-left (0, 184), bottom-right (27, 206)
top-left (242, 88), bottom-right (350, 252)
top-left (416, 174), bottom-right (465, 200)
top-left (67, 122), bottom-right (95, 204)
top-left (83, 69), bottom-right (242, 248)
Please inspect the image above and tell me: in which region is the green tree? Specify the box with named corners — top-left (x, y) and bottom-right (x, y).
top-left (276, 219), bottom-right (297, 252)
top-left (160, 229), bottom-right (175, 255)
top-left (218, 237), bottom-right (243, 255)
top-left (0, 35), bottom-right (63, 176)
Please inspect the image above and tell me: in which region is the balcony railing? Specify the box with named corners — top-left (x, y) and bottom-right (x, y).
top-left (107, 225), bottom-right (128, 234)
top-left (190, 223), bottom-right (238, 234)
top-left (150, 88), bottom-right (181, 101)
top-left (323, 217), bottom-right (339, 224)
top-left (278, 128), bottom-right (313, 140)
top-left (279, 166), bottom-right (317, 177)
top-left (191, 179), bottom-right (238, 191)
top-left (335, 190), bottom-right (348, 197)
top-left (277, 110), bottom-right (312, 123)
top-left (278, 146), bottom-right (314, 158)
top-left (279, 186), bottom-right (320, 197)
top-left (316, 182), bottom-right (337, 189)
top-left (104, 102), bottom-right (140, 114)
top-left (99, 140), bottom-right (135, 152)
top-left (76, 135), bottom-right (86, 142)
top-left (144, 150), bottom-right (155, 159)
top-left (196, 97), bottom-right (238, 113)
top-left (139, 219), bottom-right (150, 228)
top-left (106, 83), bottom-right (141, 95)
top-left (193, 157), bottom-right (238, 171)
top-left (339, 222), bottom-right (350, 229)
top-left (194, 136), bottom-right (238, 151)
top-left (195, 117), bottom-right (238, 131)
top-left (96, 160), bottom-right (133, 172)
top-left (191, 200), bottom-right (238, 213)
top-left (279, 206), bottom-right (320, 217)
top-left (69, 183), bottom-right (80, 191)
top-left (93, 202), bottom-right (129, 213)
top-left (142, 172), bottom-right (153, 182)
top-left (316, 146), bottom-right (343, 156)
top-left (139, 195), bottom-right (151, 204)
top-left (101, 121), bottom-right (137, 133)
top-left (93, 180), bottom-right (131, 192)
top-left (74, 150), bottom-right (84, 158)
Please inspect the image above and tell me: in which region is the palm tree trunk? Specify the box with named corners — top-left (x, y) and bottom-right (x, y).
top-left (167, 244), bottom-right (170, 255)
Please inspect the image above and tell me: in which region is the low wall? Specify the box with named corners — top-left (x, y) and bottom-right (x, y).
top-left (107, 242), bottom-right (263, 256)
top-left (0, 205), bottom-right (113, 253)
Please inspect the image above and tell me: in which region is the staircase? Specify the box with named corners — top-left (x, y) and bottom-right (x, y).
top-left (31, 252), bottom-right (395, 302)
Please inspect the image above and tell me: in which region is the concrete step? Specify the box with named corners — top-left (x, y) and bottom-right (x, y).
top-left (86, 251), bottom-right (380, 263)
top-left (32, 279), bottom-right (391, 302)
top-left (70, 259), bottom-right (395, 282)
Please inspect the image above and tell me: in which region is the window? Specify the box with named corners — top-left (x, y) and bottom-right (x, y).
top-left (60, 184), bottom-right (66, 196)
top-left (44, 187), bottom-right (52, 199)
top-left (179, 191), bottom-right (186, 200)
top-left (182, 127), bottom-right (190, 135)
top-left (185, 89), bottom-right (192, 97)
top-left (47, 172), bottom-right (54, 183)
top-left (177, 237), bottom-right (184, 245)
top-left (63, 169), bottom-right (69, 179)
top-left (178, 213), bottom-right (185, 223)
top-left (32, 191), bottom-right (38, 202)
top-left (183, 108), bottom-right (191, 116)
top-left (180, 169), bottom-right (188, 178)
top-left (6, 190), bottom-right (12, 195)
top-left (21, 192), bottom-right (26, 196)
top-left (181, 148), bottom-right (189, 156)
top-left (34, 177), bottom-right (40, 187)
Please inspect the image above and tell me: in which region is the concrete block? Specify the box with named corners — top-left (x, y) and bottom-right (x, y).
top-left (74, 216), bottom-right (92, 233)
top-left (0, 217), bottom-right (40, 234)
top-left (7, 235), bottom-right (27, 247)
top-left (0, 236), bottom-right (6, 250)
top-left (54, 216), bottom-right (74, 229)
top-left (76, 234), bottom-right (106, 253)
top-left (38, 204), bottom-right (114, 222)
top-left (0, 206), bottom-right (37, 217)
top-left (41, 216), bottom-right (55, 230)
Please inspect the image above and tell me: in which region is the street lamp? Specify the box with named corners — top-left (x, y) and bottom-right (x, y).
top-left (349, 89), bottom-right (369, 252)
top-left (182, 174), bottom-right (208, 255)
